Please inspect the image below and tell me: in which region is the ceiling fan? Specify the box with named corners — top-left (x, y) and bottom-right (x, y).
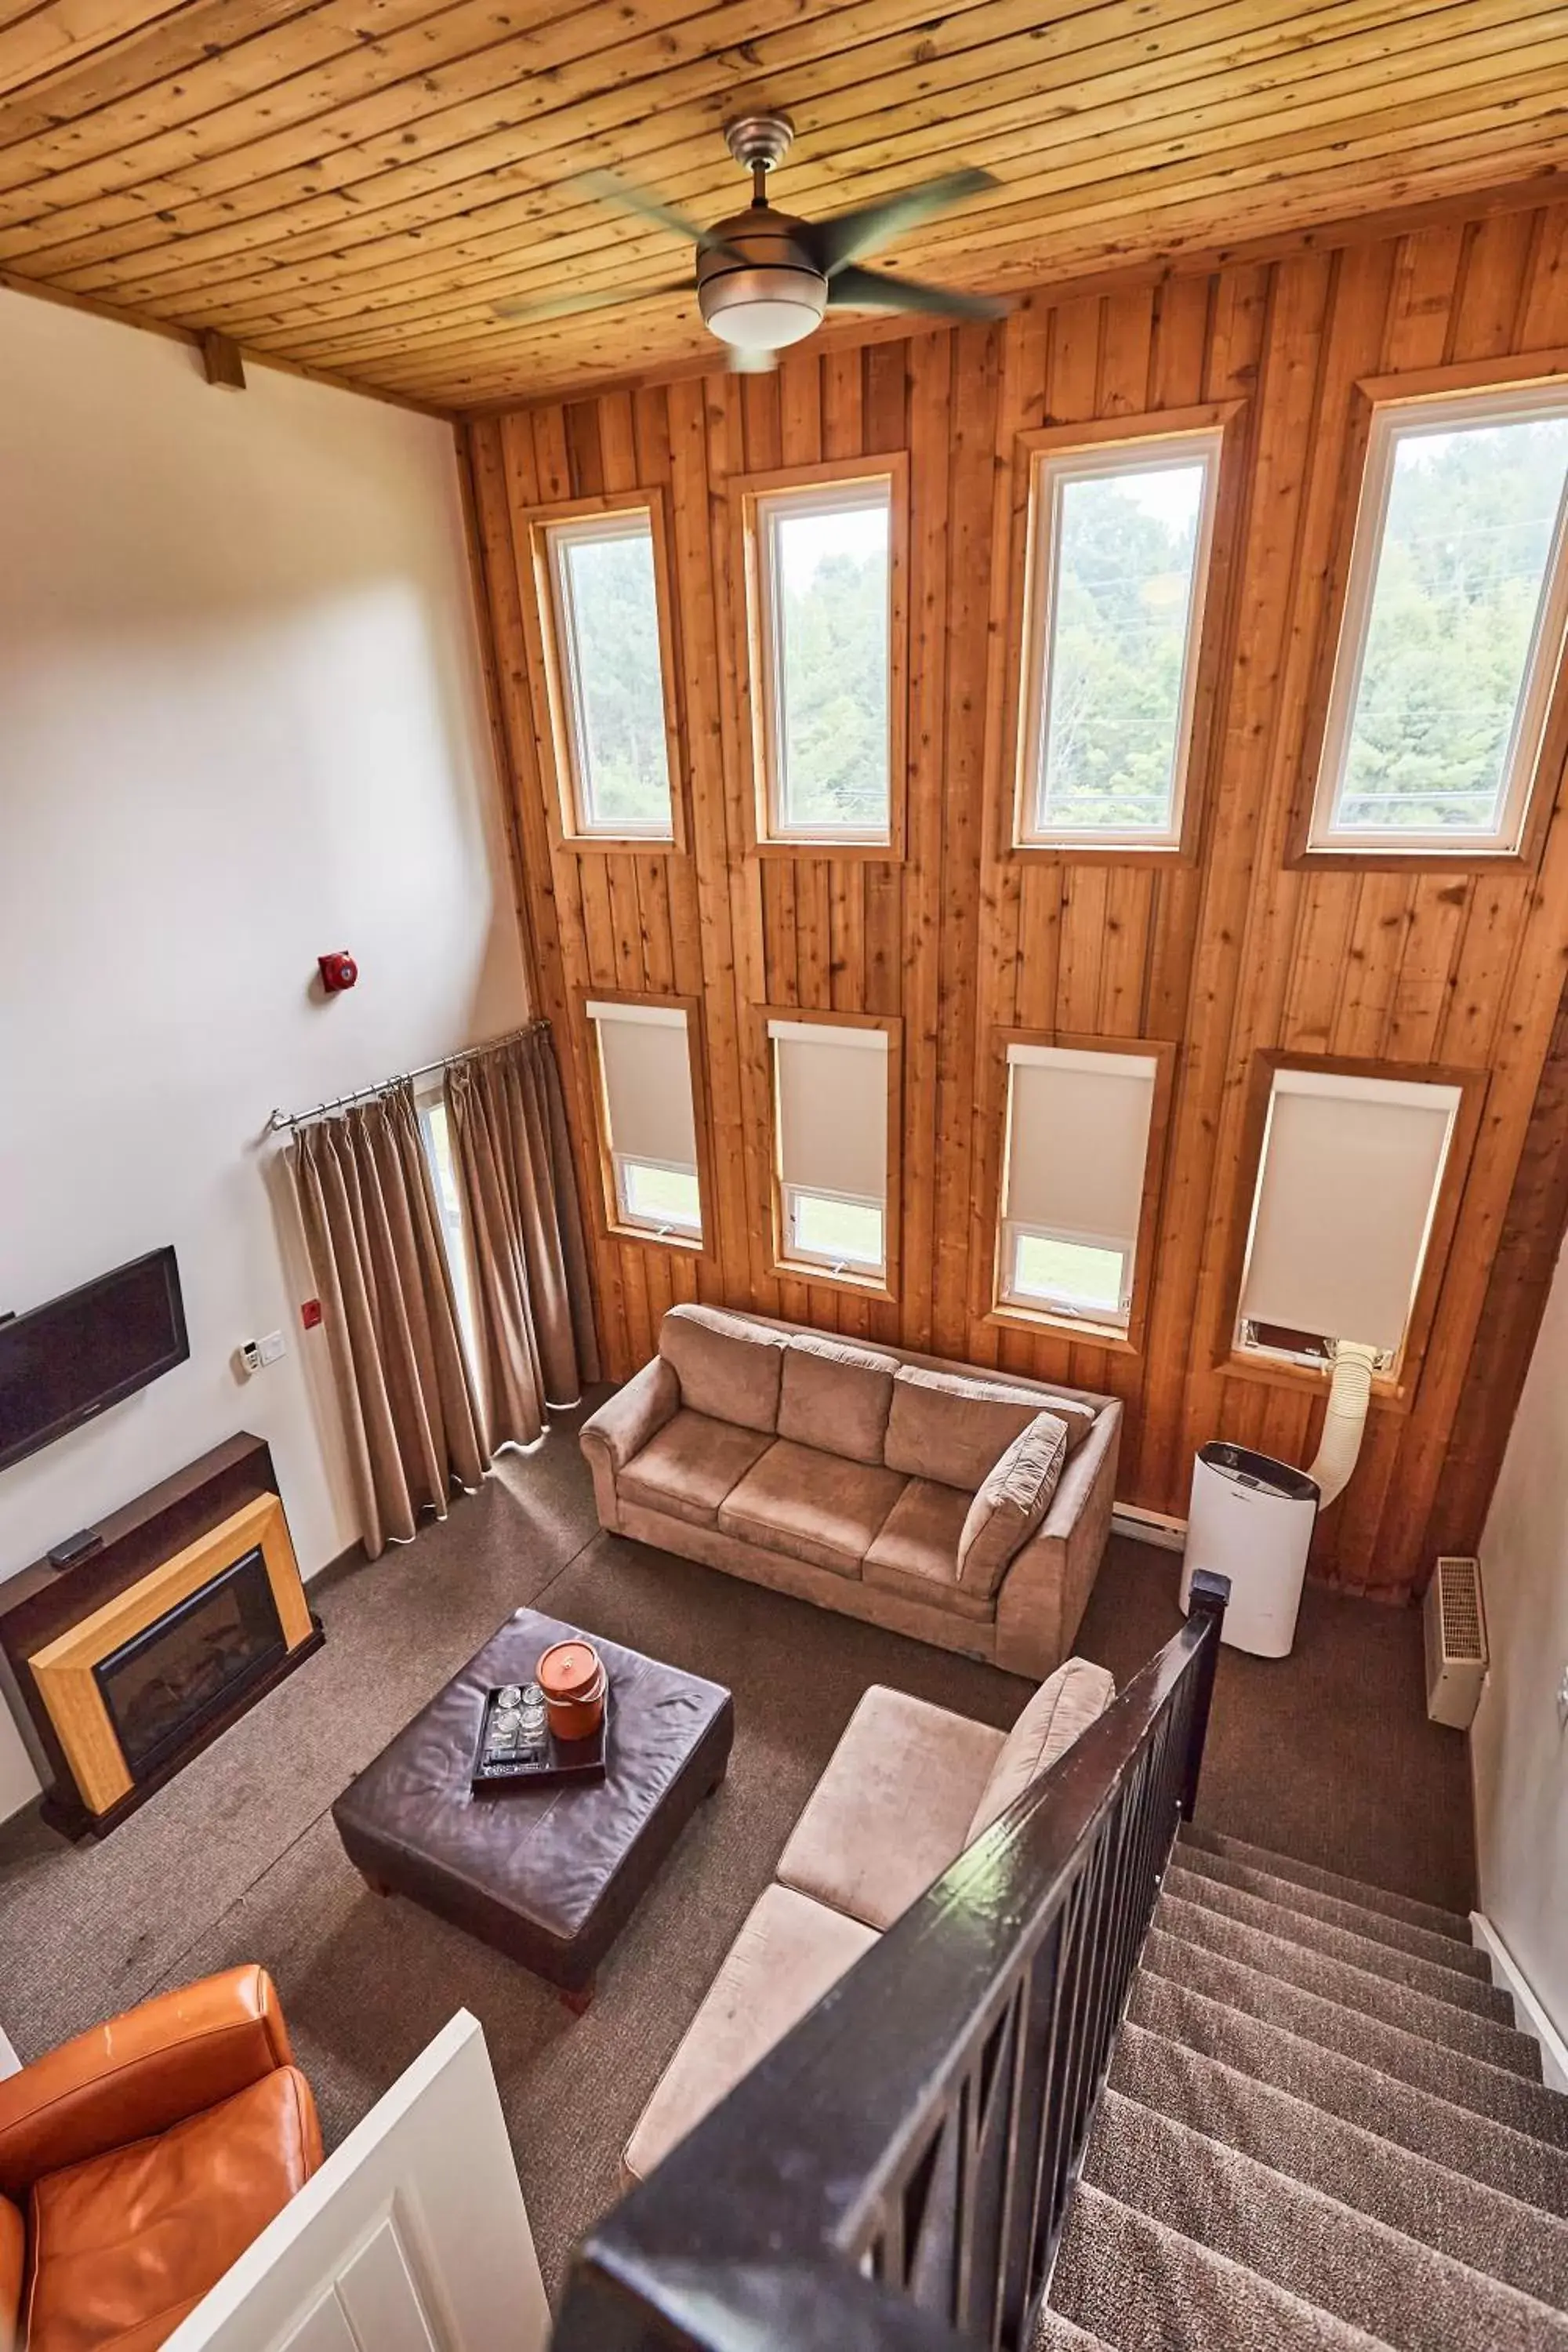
top-left (493, 113), bottom-right (1008, 367)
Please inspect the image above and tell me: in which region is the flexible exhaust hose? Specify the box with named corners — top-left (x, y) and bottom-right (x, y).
top-left (1306, 1340), bottom-right (1379, 1509)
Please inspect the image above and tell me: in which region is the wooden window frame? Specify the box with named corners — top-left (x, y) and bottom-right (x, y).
top-left (731, 456), bottom-right (909, 862)
top-left (577, 988), bottom-right (715, 1260)
top-left (976, 1028), bottom-right (1177, 1356)
top-left (523, 488), bottom-right (688, 855)
top-left (753, 1004), bottom-right (903, 1301)
top-left (1290, 350), bottom-right (1568, 873)
top-left (1000, 404), bottom-right (1246, 866)
top-left (1212, 1049), bottom-right (1489, 1404)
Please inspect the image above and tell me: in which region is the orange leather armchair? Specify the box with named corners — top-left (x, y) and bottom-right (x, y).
top-left (0, 1965), bottom-right (321, 2352)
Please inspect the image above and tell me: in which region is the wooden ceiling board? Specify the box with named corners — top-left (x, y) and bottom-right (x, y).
top-left (2, 0), bottom-right (1567, 407)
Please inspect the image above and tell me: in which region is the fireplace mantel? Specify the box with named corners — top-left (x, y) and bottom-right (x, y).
top-left (0, 1436), bottom-right (324, 1837)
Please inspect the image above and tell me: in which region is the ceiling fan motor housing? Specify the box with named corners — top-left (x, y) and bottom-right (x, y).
top-left (696, 208), bottom-right (829, 352)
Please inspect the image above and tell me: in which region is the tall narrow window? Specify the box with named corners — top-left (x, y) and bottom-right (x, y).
top-left (1308, 383), bottom-right (1568, 854)
top-left (768, 1018), bottom-right (891, 1283)
top-left (538, 505), bottom-right (677, 840)
top-left (586, 1000), bottom-right (702, 1244)
top-left (1018, 430), bottom-right (1223, 848)
top-left (999, 1045), bottom-right (1160, 1330)
top-left (747, 470), bottom-right (898, 845)
top-left (1236, 1067), bottom-right (1463, 1368)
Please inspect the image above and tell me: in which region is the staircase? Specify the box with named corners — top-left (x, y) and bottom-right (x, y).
top-left (1041, 1825), bottom-right (1568, 2350)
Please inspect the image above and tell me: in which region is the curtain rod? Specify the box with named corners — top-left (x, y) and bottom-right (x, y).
top-left (263, 1021), bottom-right (543, 1137)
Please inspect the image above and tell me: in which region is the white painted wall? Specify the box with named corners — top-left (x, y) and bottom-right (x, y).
top-left (0, 293), bottom-right (527, 1819)
top-left (1472, 1235), bottom-right (1568, 2048)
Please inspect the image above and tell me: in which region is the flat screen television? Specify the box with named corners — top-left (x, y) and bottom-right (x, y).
top-left (0, 1247), bottom-right (189, 1475)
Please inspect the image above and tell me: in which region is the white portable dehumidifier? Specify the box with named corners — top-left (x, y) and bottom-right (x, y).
top-left (1178, 1442), bottom-right (1320, 1658)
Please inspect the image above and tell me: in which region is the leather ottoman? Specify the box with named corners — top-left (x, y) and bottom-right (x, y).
top-left (332, 1608), bottom-right (734, 2009)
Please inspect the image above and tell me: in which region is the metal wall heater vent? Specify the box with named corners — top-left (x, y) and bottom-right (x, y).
top-left (1424, 1553), bottom-right (1487, 1729)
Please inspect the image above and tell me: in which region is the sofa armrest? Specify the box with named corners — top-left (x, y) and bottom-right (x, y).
top-left (0, 1964), bottom-right (292, 2198)
top-left (993, 1404), bottom-right (1122, 1680)
top-left (579, 1356), bottom-right (681, 1533)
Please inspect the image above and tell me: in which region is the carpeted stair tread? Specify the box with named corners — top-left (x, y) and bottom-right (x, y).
top-left (1162, 1864), bottom-right (1509, 2017)
top-left (1141, 1929), bottom-right (1568, 2144)
top-left (1082, 2092), bottom-right (1568, 2352)
top-left (1171, 1842), bottom-right (1494, 1981)
top-left (1154, 1890), bottom-right (1538, 2072)
top-left (1130, 1973), bottom-right (1568, 2218)
top-left (1033, 2313), bottom-right (1118, 2350)
top-left (1110, 2023), bottom-right (1568, 2305)
top-left (1179, 1827), bottom-right (1472, 1946)
top-left (1050, 2183), bottom-right (1396, 2351)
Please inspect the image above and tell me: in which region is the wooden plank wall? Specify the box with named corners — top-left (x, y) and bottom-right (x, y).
top-left (465, 192), bottom-right (1568, 1601)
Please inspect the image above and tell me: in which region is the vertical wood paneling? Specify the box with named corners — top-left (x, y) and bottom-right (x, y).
top-left (466, 191), bottom-right (1568, 1600)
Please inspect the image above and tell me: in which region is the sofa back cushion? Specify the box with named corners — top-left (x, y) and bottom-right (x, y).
top-left (957, 1414), bottom-right (1069, 1595)
top-left (885, 1366), bottom-right (1091, 1491)
top-left (966, 1658), bottom-right (1116, 1842)
top-left (777, 1333), bottom-right (900, 1465)
top-left (658, 1305), bottom-right (788, 1435)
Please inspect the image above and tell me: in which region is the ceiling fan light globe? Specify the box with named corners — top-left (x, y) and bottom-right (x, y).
top-left (699, 266), bottom-right (827, 351)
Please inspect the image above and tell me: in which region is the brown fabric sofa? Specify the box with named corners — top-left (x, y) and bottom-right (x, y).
top-left (581, 1306), bottom-right (1121, 1679)
top-left (623, 1657), bottom-right (1116, 2183)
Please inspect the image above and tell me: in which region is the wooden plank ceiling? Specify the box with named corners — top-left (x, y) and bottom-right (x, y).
top-left (2, 0), bottom-right (1567, 410)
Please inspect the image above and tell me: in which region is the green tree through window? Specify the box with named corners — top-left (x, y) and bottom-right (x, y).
top-left (1333, 416), bottom-right (1568, 834)
top-left (558, 522), bottom-right (671, 831)
top-left (771, 496), bottom-right (890, 833)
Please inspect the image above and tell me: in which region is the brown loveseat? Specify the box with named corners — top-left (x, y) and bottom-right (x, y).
top-left (580, 1306), bottom-right (1120, 1679)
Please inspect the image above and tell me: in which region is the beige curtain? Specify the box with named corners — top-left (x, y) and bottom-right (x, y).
top-left (445, 1023), bottom-right (600, 1450)
top-left (291, 1083), bottom-right (488, 1559)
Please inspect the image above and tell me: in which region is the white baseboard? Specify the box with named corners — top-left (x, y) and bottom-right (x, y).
top-left (1471, 1913), bottom-right (1568, 2092)
top-left (1112, 1503), bottom-right (1188, 1553)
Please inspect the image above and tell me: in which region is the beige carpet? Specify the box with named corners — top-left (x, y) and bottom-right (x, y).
top-left (0, 1397), bottom-right (1474, 2300)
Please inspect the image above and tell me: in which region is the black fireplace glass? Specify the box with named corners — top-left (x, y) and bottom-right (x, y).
top-left (93, 1547), bottom-right (287, 1781)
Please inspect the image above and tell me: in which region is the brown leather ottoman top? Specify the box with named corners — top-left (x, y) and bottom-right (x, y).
top-left (332, 1608), bottom-right (734, 1996)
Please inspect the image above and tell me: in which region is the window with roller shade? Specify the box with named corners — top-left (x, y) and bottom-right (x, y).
top-left (999, 1044), bottom-right (1160, 1330)
top-left (586, 1000), bottom-right (702, 1244)
top-left (768, 1018), bottom-right (891, 1281)
top-left (1236, 1068), bottom-right (1463, 1368)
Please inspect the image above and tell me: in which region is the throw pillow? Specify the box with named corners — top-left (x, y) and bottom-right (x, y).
top-left (956, 1412), bottom-right (1069, 1595)
top-left (966, 1658), bottom-right (1117, 1842)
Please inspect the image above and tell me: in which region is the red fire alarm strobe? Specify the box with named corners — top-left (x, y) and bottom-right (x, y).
top-left (318, 951), bottom-right (358, 993)
top-left (301, 1298), bottom-right (323, 1330)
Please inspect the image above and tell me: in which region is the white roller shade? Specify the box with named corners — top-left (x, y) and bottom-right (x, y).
top-left (587, 1000), bottom-right (695, 1167)
top-left (1240, 1069), bottom-right (1461, 1354)
top-left (1005, 1045), bottom-right (1158, 1248)
top-left (768, 1019), bottom-right (888, 1199)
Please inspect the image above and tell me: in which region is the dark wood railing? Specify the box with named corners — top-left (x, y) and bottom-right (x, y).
top-left (555, 1570), bottom-right (1230, 2352)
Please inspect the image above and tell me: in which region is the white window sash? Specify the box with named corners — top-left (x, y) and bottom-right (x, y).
top-left (545, 509), bottom-right (673, 840)
top-left (1018, 429), bottom-right (1224, 850)
top-left (1001, 1219), bottom-right (1133, 1326)
top-left (782, 1184), bottom-right (886, 1275)
top-left (1307, 380), bottom-right (1568, 856)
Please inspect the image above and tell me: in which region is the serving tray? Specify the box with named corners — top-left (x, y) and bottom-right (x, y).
top-left (470, 1681), bottom-right (609, 1792)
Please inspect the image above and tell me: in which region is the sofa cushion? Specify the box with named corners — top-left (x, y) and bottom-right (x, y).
top-left (776, 1333), bottom-right (899, 1466)
top-left (957, 1414), bottom-right (1070, 1597)
top-left (623, 1885), bottom-right (877, 2183)
top-left (777, 1686), bottom-right (1005, 1932)
top-left (618, 1410), bottom-right (773, 1530)
top-left (657, 1304), bottom-right (787, 1436)
top-left (717, 1440), bottom-right (906, 1578)
top-left (863, 1481), bottom-right (996, 1625)
top-left (26, 2066), bottom-right (319, 2352)
top-left (966, 1658), bottom-right (1116, 1842)
top-left (883, 1366), bottom-right (1060, 1490)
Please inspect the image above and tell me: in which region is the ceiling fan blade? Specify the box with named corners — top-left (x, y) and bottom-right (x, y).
top-left (492, 276), bottom-right (693, 323)
top-left (575, 169), bottom-right (738, 255)
top-left (802, 167), bottom-right (999, 276)
top-left (826, 263), bottom-right (1008, 321)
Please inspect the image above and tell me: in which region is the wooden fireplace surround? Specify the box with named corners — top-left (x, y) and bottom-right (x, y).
top-left (0, 1434), bottom-right (324, 1838)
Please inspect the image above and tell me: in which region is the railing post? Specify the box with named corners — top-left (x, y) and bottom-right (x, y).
top-left (1178, 1570), bottom-right (1230, 1820)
